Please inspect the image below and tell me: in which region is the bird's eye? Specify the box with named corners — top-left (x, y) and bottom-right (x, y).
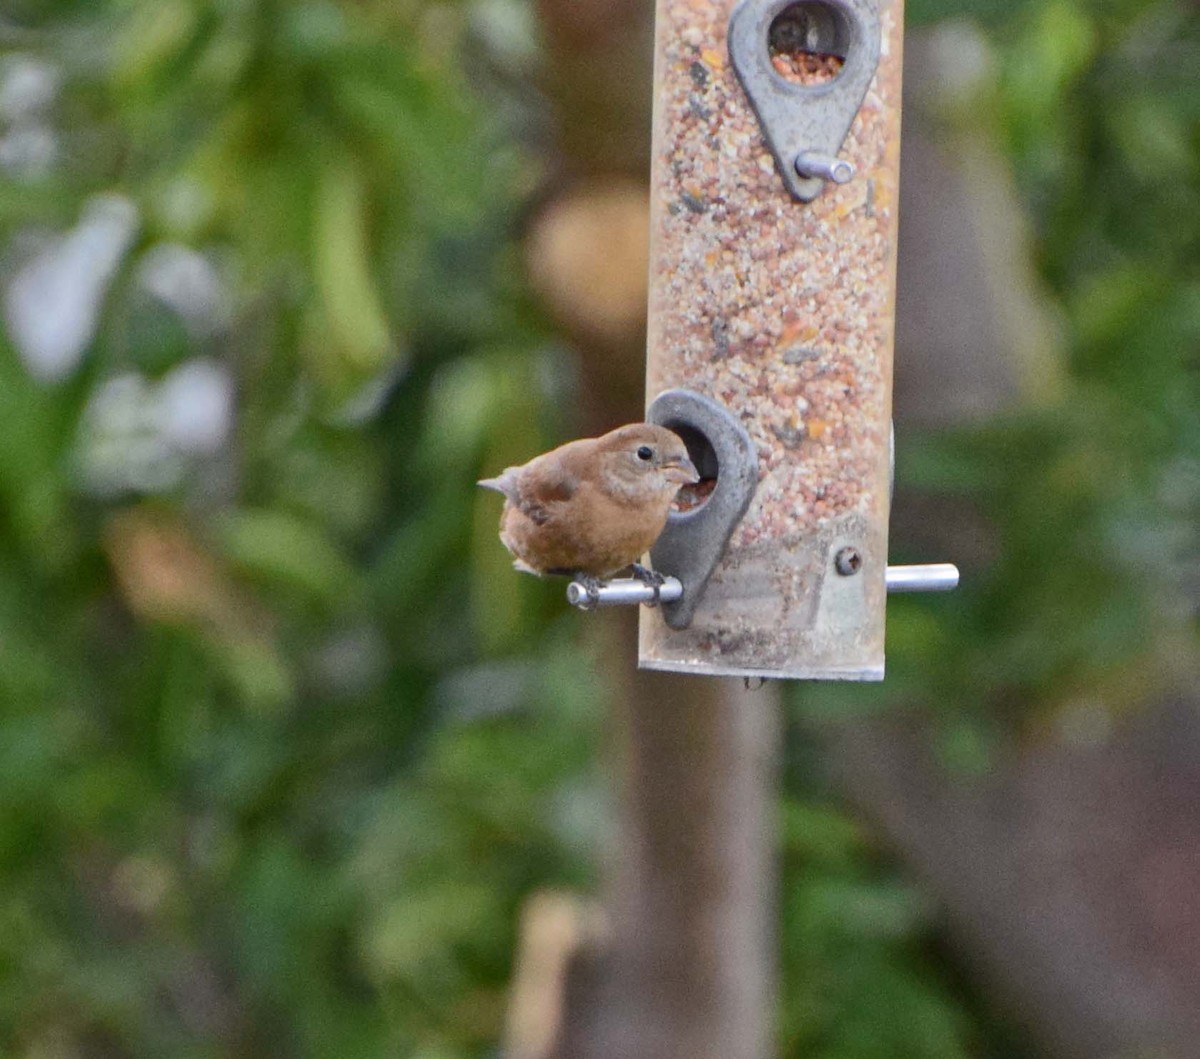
top-left (636, 445), bottom-right (654, 462)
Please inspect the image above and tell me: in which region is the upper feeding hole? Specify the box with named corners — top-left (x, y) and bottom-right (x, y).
top-left (768, 2), bottom-right (848, 86)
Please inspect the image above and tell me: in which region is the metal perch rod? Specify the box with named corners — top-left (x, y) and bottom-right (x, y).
top-left (885, 563), bottom-right (959, 592)
top-left (567, 577), bottom-right (684, 610)
top-left (570, 564), bottom-right (958, 610)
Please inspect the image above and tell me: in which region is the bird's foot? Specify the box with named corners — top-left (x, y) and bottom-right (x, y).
top-left (630, 563), bottom-right (666, 607)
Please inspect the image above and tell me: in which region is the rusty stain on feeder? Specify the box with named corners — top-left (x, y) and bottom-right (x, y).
top-left (638, 0), bottom-right (903, 680)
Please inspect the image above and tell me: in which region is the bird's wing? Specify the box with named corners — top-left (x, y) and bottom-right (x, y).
top-left (511, 450), bottom-right (579, 526)
top-left (480, 444), bottom-right (584, 523)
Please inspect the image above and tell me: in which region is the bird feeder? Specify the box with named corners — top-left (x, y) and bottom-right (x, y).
top-left (611, 0), bottom-right (953, 679)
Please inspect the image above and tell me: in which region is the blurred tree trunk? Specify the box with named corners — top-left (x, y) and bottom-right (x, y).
top-left (506, 671), bottom-right (778, 1059)
top-left (534, 0), bottom-right (655, 181)
top-left (518, 3), bottom-right (779, 1058)
top-left (600, 669), bottom-right (778, 1059)
top-left (827, 702), bottom-right (1200, 1059)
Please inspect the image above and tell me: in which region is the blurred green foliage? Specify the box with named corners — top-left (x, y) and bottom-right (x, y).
top-left (0, 1), bottom-right (586, 1054)
top-left (777, 799), bottom-right (975, 1058)
top-left (0, 0), bottom-right (1196, 1056)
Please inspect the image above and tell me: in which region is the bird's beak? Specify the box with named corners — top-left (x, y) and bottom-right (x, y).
top-left (664, 456), bottom-right (700, 485)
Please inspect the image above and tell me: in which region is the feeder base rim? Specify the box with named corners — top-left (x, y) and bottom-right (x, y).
top-left (637, 659), bottom-right (885, 682)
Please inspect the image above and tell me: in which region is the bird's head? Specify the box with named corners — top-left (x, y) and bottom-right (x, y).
top-left (594, 424), bottom-right (700, 501)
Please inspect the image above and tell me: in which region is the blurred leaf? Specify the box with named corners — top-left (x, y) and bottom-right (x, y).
top-left (215, 507), bottom-right (361, 607)
top-left (312, 157), bottom-right (396, 385)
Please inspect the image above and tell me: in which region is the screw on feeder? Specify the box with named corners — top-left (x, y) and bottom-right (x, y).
top-left (834, 546), bottom-right (862, 575)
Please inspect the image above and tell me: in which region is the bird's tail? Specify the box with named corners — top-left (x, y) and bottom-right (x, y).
top-left (477, 469), bottom-right (518, 502)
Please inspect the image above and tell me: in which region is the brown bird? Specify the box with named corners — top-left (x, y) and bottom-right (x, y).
top-left (478, 424), bottom-right (699, 596)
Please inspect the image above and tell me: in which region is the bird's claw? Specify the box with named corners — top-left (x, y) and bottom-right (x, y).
top-left (630, 562), bottom-right (665, 586)
top-left (577, 574), bottom-right (603, 610)
top-left (630, 563), bottom-right (666, 607)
